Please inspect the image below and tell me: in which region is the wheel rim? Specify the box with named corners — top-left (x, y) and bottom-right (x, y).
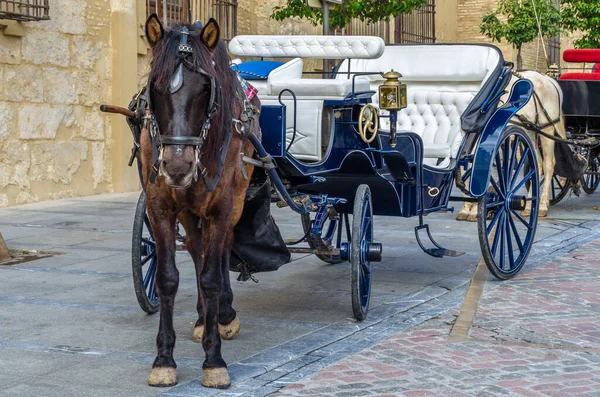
top-left (140, 214), bottom-right (159, 307)
top-left (549, 174), bottom-right (570, 205)
top-left (483, 131), bottom-right (538, 277)
top-left (351, 186), bottom-right (373, 319)
top-left (357, 194), bottom-right (373, 311)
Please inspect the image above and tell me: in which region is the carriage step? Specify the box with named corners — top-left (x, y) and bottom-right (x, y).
top-left (422, 247), bottom-right (464, 258)
top-left (415, 224), bottom-right (464, 258)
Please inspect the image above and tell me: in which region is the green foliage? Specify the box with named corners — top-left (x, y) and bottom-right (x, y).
top-left (561, 0), bottom-right (600, 48)
top-left (479, 0), bottom-right (561, 50)
top-left (271, 0), bottom-right (426, 29)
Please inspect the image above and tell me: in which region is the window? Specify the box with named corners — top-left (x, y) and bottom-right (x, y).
top-left (147, 0), bottom-right (189, 27)
top-left (147, 0), bottom-right (237, 42)
top-left (395, 0), bottom-right (435, 44)
top-left (0, 0), bottom-right (49, 21)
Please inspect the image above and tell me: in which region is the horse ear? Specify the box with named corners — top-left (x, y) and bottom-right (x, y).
top-left (200, 18), bottom-right (220, 51)
top-left (145, 13), bottom-right (164, 47)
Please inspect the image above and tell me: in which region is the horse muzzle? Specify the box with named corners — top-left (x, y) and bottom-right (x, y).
top-left (159, 146), bottom-right (196, 189)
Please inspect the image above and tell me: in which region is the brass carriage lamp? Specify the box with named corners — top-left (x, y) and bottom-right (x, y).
top-left (379, 70), bottom-right (407, 148)
top-left (546, 63), bottom-right (560, 78)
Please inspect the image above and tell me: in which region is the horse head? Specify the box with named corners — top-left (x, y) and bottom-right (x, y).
top-left (145, 14), bottom-right (225, 189)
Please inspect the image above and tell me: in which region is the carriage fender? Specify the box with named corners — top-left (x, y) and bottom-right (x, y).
top-left (469, 78), bottom-right (534, 198)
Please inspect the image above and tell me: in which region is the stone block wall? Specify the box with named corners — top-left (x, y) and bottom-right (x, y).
top-left (0, 0), bottom-right (146, 207)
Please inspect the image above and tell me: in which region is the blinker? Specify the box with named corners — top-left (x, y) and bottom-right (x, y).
top-left (170, 27), bottom-right (191, 94)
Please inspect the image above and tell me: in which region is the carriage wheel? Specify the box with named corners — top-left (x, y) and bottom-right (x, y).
top-left (549, 174), bottom-right (572, 205)
top-left (477, 127), bottom-right (539, 280)
top-left (350, 185), bottom-right (374, 321)
top-left (301, 211), bottom-right (349, 264)
top-left (581, 149), bottom-right (600, 194)
top-left (132, 191), bottom-right (160, 314)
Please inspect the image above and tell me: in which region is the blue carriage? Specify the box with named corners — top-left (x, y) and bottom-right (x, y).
top-left (121, 36), bottom-right (540, 321)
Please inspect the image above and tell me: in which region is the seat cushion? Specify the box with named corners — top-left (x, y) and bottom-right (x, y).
top-left (269, 77), bottom-right (370, 99)
top-left (560, 72), bottom-right (600, 81)
top-left (234, 60), bottom-right (284, 80)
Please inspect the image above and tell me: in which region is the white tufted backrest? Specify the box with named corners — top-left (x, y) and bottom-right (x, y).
top-left (337, 45), bottom-right (502, 160)
top-left (229, 35), bottom-right (385, 59)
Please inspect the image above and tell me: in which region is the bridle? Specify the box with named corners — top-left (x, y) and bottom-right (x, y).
top-left (142, 25), bottom-right (221, 186)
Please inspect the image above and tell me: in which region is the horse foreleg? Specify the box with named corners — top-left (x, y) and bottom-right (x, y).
top-left (147, 208), bottom-right (179, 387)
top-left (538, 138), bottom-right (555, 217)
top-left (198, 216), bottom-right (231, 389)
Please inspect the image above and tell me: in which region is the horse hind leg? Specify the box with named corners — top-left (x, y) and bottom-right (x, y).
top-left (192, 234), bottom-right (240, 342)
top-left (178, 211), bottom-right (239, 343)
top-left (457, 201), bottom-right (472, 221)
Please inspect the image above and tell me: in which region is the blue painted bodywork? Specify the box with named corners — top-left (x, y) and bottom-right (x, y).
top-left (470, 79), bottom-right (534, 197)
top-left (256, 71), bottom-right (533, 218)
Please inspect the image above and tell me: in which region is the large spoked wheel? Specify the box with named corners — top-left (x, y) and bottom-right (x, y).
top-left (350, 185), bottom-right (374, 321)
top-left (581, 148), bottom-right (600, 194)
top-left (301, 211), bottom-right (350, 264)
top-left (478, 127), bottom-right (539, 280)
top-left (132, 191), bottom-right (160, 314)
top-left (549, 174), bottom-right (572, 205)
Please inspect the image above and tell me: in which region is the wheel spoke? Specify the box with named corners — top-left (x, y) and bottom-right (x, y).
top-left (141, 251), bottom-right (155, 266)
top-left (143, 257), bottom-right (156, 289)
top-left (507, 212), bottom-right (525, 253)
top-left (486, 200), bottom-right (505, 209)
top-left (505, 218), bottom-right (514, 271)
top-left (491, 211), bottom-right (505, 257)
top-left (510, 147), bottom-right (530, 188)
top-left (507, 136), bottom-right (520, 188)
top-left (361, 262), bottom-right (370, 275)
top-left (487, 207), bottom-right (504, 235)
top-left (495, 151), bottom-right (507, 194)
top-left (141, 238), bottom-right (155, 247)
top-left (511, 209), bottom-right (533, 230)
top-left (512, 170), bottom-right (535, 193)
top-left (554, 175), bottom-right (564, 190)
top-left (490, 176), bottom-right (505, 199)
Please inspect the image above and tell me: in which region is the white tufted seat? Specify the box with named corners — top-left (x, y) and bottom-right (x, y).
top-left (337, 45), bottom-right (502, 167)
top-left (230, 35), bottom-right (385, 162)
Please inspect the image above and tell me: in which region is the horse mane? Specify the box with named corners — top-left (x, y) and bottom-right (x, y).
top-left (148, 23), bottom-right (236, 168)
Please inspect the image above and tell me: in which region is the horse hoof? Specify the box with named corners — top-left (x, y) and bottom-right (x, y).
top-left (538, 209), bottom-right (548, 217)
top-left (148, 366), bottom-right (177, 387)
top-left (456, 213), bottom-right (468, 221)
top-left (192, 325), bottom-right (204, 343)
top-left (201, 367), bottom-right (230, 389)
top-left (521, 210), bottom-right (531, 217)
top-left (219, 316), bottom-right (241, 340)
top-left (192, 316), bottom-right (240, 342)
top-left (466, 214), bottom-right (478, 222)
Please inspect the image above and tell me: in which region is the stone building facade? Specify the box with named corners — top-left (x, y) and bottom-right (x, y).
top-left (0, 0), bottom-right (147, 207)
top-left (0, 0), bottom-right (577, 207)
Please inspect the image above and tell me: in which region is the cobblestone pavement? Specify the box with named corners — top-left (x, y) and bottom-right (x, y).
top-left (273, 239), bottom-right (600, 397)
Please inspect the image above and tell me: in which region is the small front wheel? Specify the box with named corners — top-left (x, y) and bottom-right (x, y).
top-left (478, 127), bottom-right (539, 280)
top-left (132, 191), bottom-right (160, 314)
top-left (350, 184), bottom-right (374, 320)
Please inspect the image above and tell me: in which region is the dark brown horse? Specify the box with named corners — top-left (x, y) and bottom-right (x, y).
top-left (142, 14), bottom-right (259, 389)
